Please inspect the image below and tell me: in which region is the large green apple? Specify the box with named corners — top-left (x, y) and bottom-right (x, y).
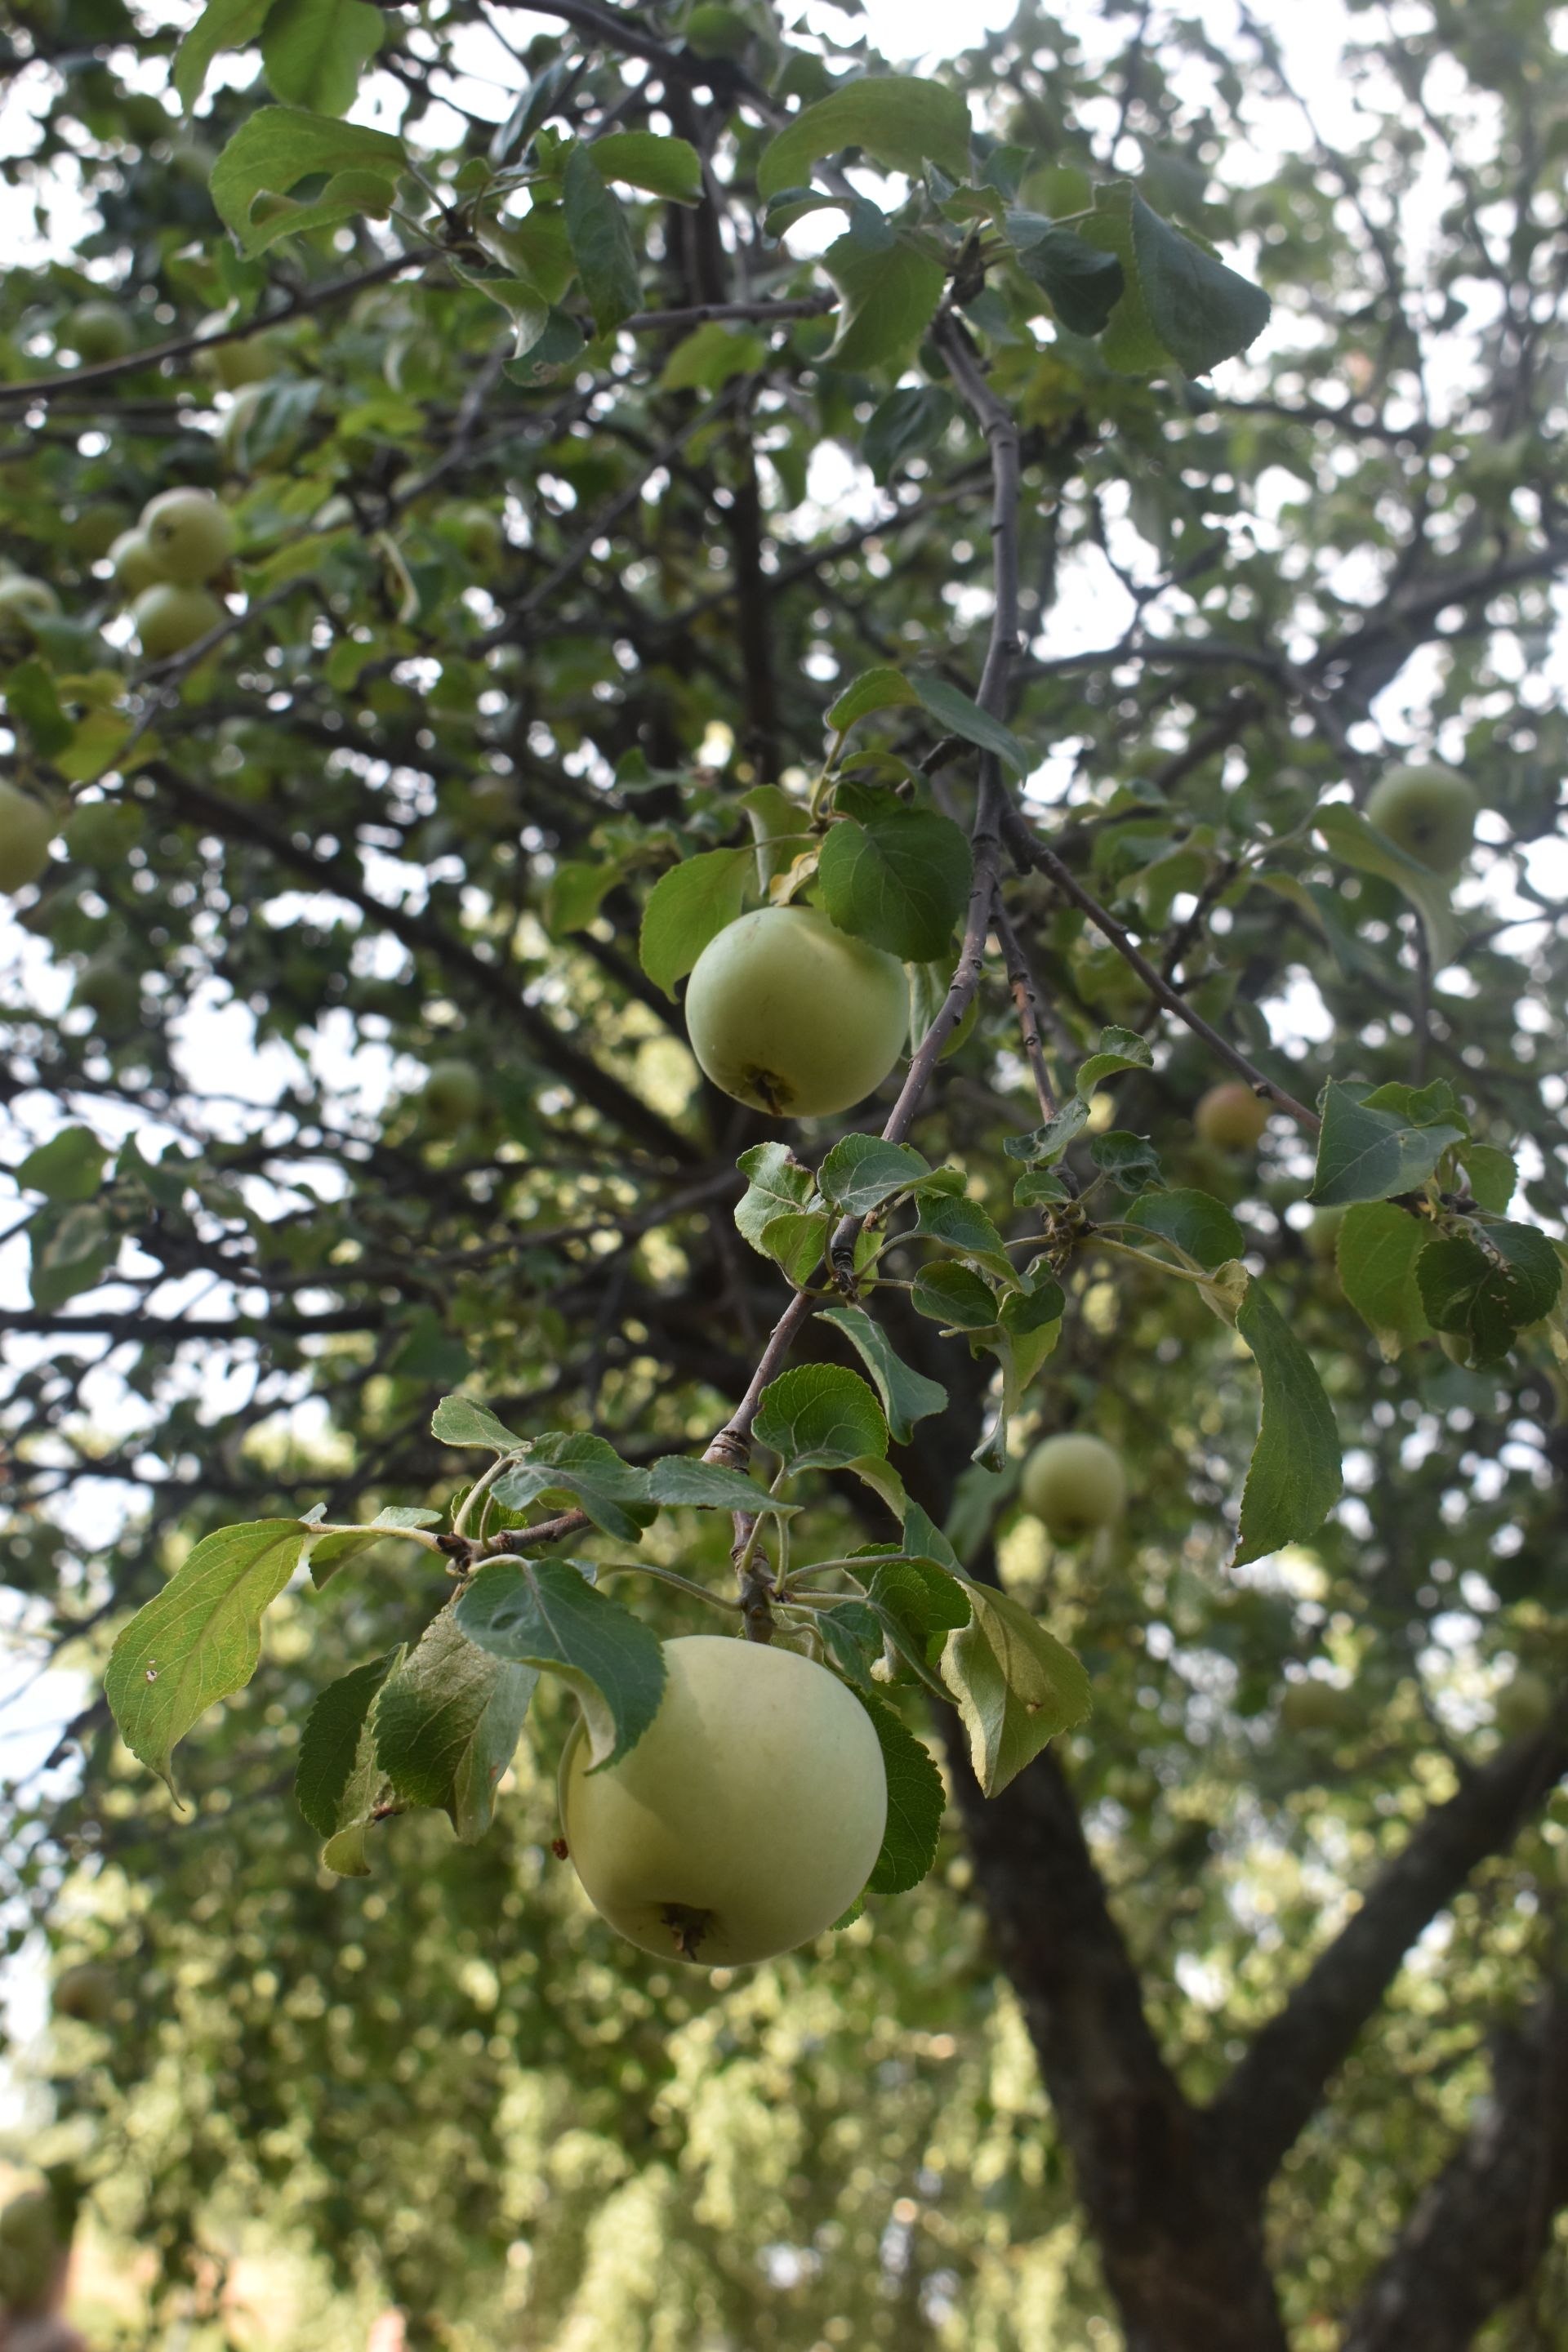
top-left (0, 779), bottom-right (57, 892)
top-left (1195, 1080), bottom-right (1271, 1152)
top-left (1020, 1432), bottom-right (1127, 1539)
top-left (559, 1633), bottom-right (888, 1966)
top-left (131, 583), bottom-right (225, 660)
top-left (421, 1058), bottom-right (483, 1131)
top-left (684, 904), bottom-right (908, 1117)
top-left (139, 487), bottom-right (236, 585)
top-left (1365, 763), bottom-right (1480, 872)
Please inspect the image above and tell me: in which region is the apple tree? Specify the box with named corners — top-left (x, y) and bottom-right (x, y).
top-left (2, 0), bottom-right (1566, 2345)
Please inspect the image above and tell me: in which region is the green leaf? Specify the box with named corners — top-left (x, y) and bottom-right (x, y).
top-left (1336, 1200), bottom-right (1432, 1360)
top-left (739, 784), bottom-right (804, 891)
top-left (858, 1690), bottom-right (945, 1893)
top-left (817, 1133), bottom-right (930, 1216)
top-left (454, 1557), bottom-right (666, 1768)
top-left (105, 1521), bottom-right (310, 1795)
top-left (306, 1507), bottom-right (442, 1591)
top-left (1080, 181), bottom-right (1270, 375)
top-left (542, 857), bottom-right (618, 937)
top-left (826, 665), bottom-right (920, 733)
top-left (865, 1556), bottom-right (970, 1676)
top-left (911, 1260), bottom-right (999, 1330)
top-left (261, 0), bottom-right (383, 117)
top-left (823, 230), bottom-right (947, 371)
top-left (16, 1127), bottom-right (106, 1203)
top-left (941, 1575), bottom-right (1092, 1796)
top-left (645, 1457), bottom-right (796, 1515)
top-left (753, 1363), bottom-right (889, 1470)
top-left (638, 846), bottom-right (751, 997)
top-left (1309, 1078), bottom-right (1467, 1208)
top-left (1004, 1099), bottom-right (1091, 1165)
top-left (209, 108), bottom-right (405, 256)
top-left (174, 0), bottom-right (271, 111)
top-left (1125, 1187), bottom-right (1245, 1271)
top-left (816, 1599), bottom-right (884, 1688)
top-left (4, 659), bottom-right (71, 758)
top-left (757, 74), bottom-right (971, 199)
top-left (817, 802), bottom-right (972, 960)
top-left (476, 207), bottom-right (575, 302)
top-left (29, 1204), bottom-right (115, 1311)
top-left (910, 672), bottom-right (1030, 778)
top-left (492, 1433), bottom-right (654, 1541)
top-left (757, 1209), bottom-right (831, 1285)
top-left (1089, 1131), bottom-right (1164, 1193)
top-left (1000, 1271), bottom-right (1064, 1334)
top-left (1462, 1144), bottom-right (1517, 1215)
top-left (734, 1142), bottom-right (817, 1254)
top-left (373, 1605), bottom-right (536, 1839)
top-left (1312, 801), bottom-right (1463, 965)
top-left (659, 320), bottom-right (766, 392)
top-left (914, 1187), bottom-right (1010, 1275)
top-left (430, 1393), bottom-right (526, 1454)
top-left (1077, 1023), bottom-right (1154, 1098)
top-left (563, 144), bottom-right (640, 336)
top-left (591, 131), bottom-right (702, 203)
top-left (817, 1304), bottom-right (947, 1445)
top-left (1418, 1221), bottom-right (1562, 1363)
top-left (1007, 216), bottom-right (1125, 334)
top-left (862, 387), bottom-right (957, 483)
top-left (1232, 1276), bottom-right (1343, 1567)
top-left (296, 1650), bottom-right (401, 1850)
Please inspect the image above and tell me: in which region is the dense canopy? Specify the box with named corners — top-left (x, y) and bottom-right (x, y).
top-left (1, 1), bottom-right (1566, 2348)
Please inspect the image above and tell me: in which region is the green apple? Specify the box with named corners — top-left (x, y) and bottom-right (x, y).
top-left (131, 582), bottom-right (225, 660)
top-left (0, 779), bottom-right (56, 891)
top-left (1021, 1432), bottom-right (1127, 1539)
top-left (421, 1058), bottom-right (483, 1131)
top-left (684, 905), bottom-right (908, 1118)
top-left (1365, 763), bottom-right (1480, 873)
top-left (1280, 1679), bottom-right (1362, 1736)
top-left (63, 300), bottom-right (133, 365)
top-left (1195, 1081), bottom-right (1271, 1152)
top-left (68, 500), bottom-right (133, 561)
top-left (63, 797), bottom-right (143, 864)
top-left (140, 486), bottom-right (236, 584)
top-left (52, 1961), bottom-right (116, 2024)
top-left (1495, 1668), bottom-right (1553, 1740)
top-left (199, 327), bottom-right (285, 392)
top-left (559, 1634), bottom-right (887, 1966)
top-left (0, 574), bottom-right (61, 646)
top-left (109, 527), bottom-right (162, 599)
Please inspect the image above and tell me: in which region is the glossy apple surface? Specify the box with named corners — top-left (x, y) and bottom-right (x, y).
top-left (559, 1633), bottom-right (888, 1966)
top-left (109, 528), bottom-right (161, 598)
top-left (1195, 1081), bottom-right (1271, 1152)
top-left (1365, 763), bottom-right (1479, 873)
top-left (140, 487), bottom-right (236, 585)
top-left (684, 904), bottom-right (907, 1118)
top-left (131, 583), bottom-right (225, 659)
top-left (1021, 1432), bottom-right (1127, 1539)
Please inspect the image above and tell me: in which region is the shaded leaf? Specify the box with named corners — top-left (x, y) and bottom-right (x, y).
top-left (1309, 1078), bottom-right (1466, 1208)
top-left (754, 1363), bottom-right (889, 1469)
top-left (1232, 1276), bottom-right (1343, 1566)
top-left (296, 1650), bottom-right (401, 1856)
top-left (374, 1606), bottom-right (536, 1838)
top-left (817, 1303), bottom-right (947, 1444)
top-left (1336, 1200), bottom-right (1432, 1359)
top-left (858, 1690), bottom-right (945, 1893)
top-left (563, 143), bottom-right (640, 336)
top-left (911, 671), bottom-right (1030, 777)
top-left (261, 0), bottom-right (383, 117)
top-left (455, 1557), bottom-right (666, 1767)
top-left (817, 801), bottom-right (971, 960)
top-left (492, 1433), bottom-right (654, 1541)
top-left (1126, 1187), bottom-right (1245, 1270)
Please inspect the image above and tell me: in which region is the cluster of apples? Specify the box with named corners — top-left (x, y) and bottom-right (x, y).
top-left (109, 485), bottom-right (236, 660)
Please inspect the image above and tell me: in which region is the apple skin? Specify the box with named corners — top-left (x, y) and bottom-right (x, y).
top-left (1365, 763), bottom-right (1480, 873)
top-left (1021, 1432), bottom-right (1127, 1539)
top-left (109, 527), bottom-right (162, 599)
top-left (140, 487), bottom-right (236, 585)
top-left (421, 1058), bottom-right (483, 1131)
top-left (64, 300), bottom-right (133, 365)
top-left (1196, 1081), bottom-right (1271, 1152)
top-left (684, 905), bottom-right (908, 1118)
top-left (559, 1634), bottom-right (888, 1967)
top-left (0, 780), bottom-right (57, 892)
top-left (131, 583), bottom-right (225, 660)
top-left (1495, 1668), bottom-right (1553, 1740)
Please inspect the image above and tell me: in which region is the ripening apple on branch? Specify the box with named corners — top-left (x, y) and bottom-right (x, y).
top-left (684, 904), bottom-right (908, 1117)
top-left (1195, 1080), bottom-right (1272, 1152)
top-left (1021, 1432), bottom-right (1128, 1541)
top-left (1365, 763), bottom-right (1480, 873)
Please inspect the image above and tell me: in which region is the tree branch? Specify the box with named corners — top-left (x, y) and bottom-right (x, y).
top-left (1212, 1722), bottom-right (1568, 2184)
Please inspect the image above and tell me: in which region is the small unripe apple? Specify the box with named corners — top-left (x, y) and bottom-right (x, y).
top-left (63, 797), bottom-right (143, 864)
top-left (0, 779), bottom-right (56, 892)
top-left (108, 527), bottom-right (161, 598)
top-left (140, 487), bottom-right (236, 584)
top-left (1365, 764), bottom-right (1480, 873)
top-left (72, 956), bottom-right (140, 1028)
top-left (131, 582), bottom-right (225, 659)
top-left (559, 1634), bottom-right (888, 1966)
top-left (0, 574), bottom-right (61, 645)
top-left (1021, 1432), bottom-right (1127, 1539)
top-left (684, 904), bottom-right (908, 1118)
top-left (1280, 1679), bottom-right (1362, 1736)
top-left (421, 1058), bottom-right (483, 1132)
top-left (68, 500), bottom-right (133, 560)
top-left (1196, 1081), bottom-right (1271, 1152)
top-left (196, 315), bottom-right (285, 391)
top-left (52, 1961), bottom-right (116, 2024)
top-left (63, 300), bottom-right (133, 365)
top-left (1495, 1668), bottom-right (1553, 1740)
